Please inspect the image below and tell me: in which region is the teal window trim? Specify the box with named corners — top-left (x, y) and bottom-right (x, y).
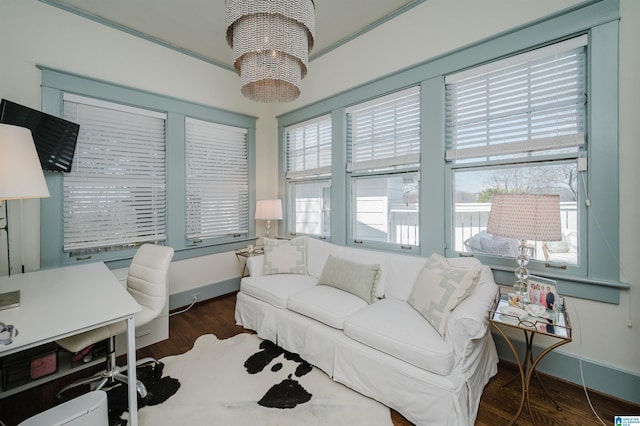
top-left (39, 66), bottom-right (257, 268)
top-left (420, 77), bottom-right (445, 258)
top-left (276, 0), bottom-right (626, 303)
top-left (329, 108), bottom-right (348, 246)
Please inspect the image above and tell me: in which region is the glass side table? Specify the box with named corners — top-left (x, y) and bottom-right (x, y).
top-left (235, 246), bottom-right (264, 277)
top-left (489, 291), bottom-right (572, 425)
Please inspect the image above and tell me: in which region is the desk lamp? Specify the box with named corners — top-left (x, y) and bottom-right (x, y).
top-left (0, 124), bottom-right (50, 309)
top-left (255, 199), bottom-right (283, 238)
top-left (486, 193), bottom-right (561, 306)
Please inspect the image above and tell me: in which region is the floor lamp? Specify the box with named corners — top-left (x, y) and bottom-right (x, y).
top-left (0, 124), bottom-right (50, 310)
top-left (255, 199), bottom-right (283, 238)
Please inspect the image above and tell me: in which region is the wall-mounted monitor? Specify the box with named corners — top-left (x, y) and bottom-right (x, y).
top-left (0, 99), bottom-right (79, 173)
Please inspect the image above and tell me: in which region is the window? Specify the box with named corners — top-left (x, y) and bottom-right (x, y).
top-left (40, 67), bottom-right (257, 267)
top-left (445, 36), bottom-right (587, 268)
top-left (185, 118), bottom-right (249, 243)
top-left (277, 2), bottom-right (622, 302)
top-left (285, 115), bottom-right (332, 238)
top-left (63, 94), bottom-right (167, 254)
top-left (347, 87), bottom-right (421, 248)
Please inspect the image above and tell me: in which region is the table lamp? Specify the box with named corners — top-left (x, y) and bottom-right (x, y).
top-left (486, 193), bottom-right (561, 306)
top-left (0, 124), bottom-right (51, 309)
top-left (255, 199), bottom-right (283, 238)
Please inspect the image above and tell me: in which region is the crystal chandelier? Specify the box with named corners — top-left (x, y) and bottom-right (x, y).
top-left (225, 0), bottom-right (315, 103)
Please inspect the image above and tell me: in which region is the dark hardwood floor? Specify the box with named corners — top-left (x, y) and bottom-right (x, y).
top-left (1, 292), bottom-right (638, 425)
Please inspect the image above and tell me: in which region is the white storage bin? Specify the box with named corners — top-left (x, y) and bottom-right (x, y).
top-left (19, 390), bottom-right (108, 426)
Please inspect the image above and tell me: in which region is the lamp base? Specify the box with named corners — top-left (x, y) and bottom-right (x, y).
top-left (0, 290), bottom-right (20, 311)
top-left (513, 239), bottom-right (531, 308)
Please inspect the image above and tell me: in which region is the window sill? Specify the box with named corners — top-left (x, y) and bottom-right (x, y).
top-left (96, 238), bottom-right (257, 270)
top-left (489, 265), bottom-right (629, 305)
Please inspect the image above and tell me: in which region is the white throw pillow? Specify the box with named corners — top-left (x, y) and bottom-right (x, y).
top-left (262, 236), bottom-right (308, 275)
top-left (408, 254), bottom-right (482, 337)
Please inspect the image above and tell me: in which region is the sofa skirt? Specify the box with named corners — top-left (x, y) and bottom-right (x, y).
top-left (235, 291), bottom-right (497, 426)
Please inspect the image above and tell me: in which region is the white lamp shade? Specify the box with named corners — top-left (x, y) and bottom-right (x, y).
top-left (255, 199), bottom-right (283, 221)
top-left (486, 194), bottom-right (562, 242)
top-left (0, 124), bottom-right (50, 200)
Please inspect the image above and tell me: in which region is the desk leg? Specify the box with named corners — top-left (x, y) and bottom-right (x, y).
top-left (126, 315), bottom-right (138, 426)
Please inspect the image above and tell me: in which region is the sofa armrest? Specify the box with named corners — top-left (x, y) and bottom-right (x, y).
top-left (445, 266), bottom-right (498, 373)
top-left (246, 255), bottom-right (265, 277)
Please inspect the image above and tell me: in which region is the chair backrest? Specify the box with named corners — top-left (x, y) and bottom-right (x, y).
top-left (127, 244), bottom-right (174, 320)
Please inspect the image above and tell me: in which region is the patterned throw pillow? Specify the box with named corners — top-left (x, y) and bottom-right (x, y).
top-left (318, 255), bottom-right (380, 304)
top-left (408, 254), bottom-right (482, 337)
top-left (262, 236), bottom-right (308, 275)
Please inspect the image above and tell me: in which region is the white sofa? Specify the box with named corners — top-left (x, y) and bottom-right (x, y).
top-left (234, 237), bottom-right (499, 425)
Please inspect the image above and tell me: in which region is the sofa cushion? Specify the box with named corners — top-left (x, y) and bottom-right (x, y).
top-left (306, 237), bottom-right (342, 278)
top-left (317, 255), bottom-right (380, 304)
top-left (408, 254), bottom-right (482, 337)
top-left (288, 285), bottom-right (368, 329)
top-left (241, 274), bottom-right (317, 309)
top-left (384, 254), bottom-right (427, 301)
top-left (343, 298), bottom-right (455, 375)
top-left (262, 236), bottom-right (308, 275)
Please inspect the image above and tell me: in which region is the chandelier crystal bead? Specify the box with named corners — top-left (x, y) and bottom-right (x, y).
top-left (225, 0), bottom-right (315, 103)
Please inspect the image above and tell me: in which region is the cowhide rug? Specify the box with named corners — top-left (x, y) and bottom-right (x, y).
top-left (120, 333), bottom-right (392, 425)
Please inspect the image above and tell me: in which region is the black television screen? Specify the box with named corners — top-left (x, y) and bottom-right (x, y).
top-left (0, 99), bottom-right (79, 173)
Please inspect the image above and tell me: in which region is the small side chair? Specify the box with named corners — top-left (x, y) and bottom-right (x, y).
top-left (56, 243), bottom-right (174, 399)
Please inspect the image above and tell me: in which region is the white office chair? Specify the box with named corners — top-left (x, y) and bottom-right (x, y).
top-left (56, 244), bottom-right (174, 399)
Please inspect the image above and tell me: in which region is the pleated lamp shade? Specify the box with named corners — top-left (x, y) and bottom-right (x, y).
top-left (487, 194), bottom-right (562, 242)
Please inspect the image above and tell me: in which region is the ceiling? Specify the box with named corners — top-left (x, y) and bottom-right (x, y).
top-left (42, 0), bottom-right (424, 71)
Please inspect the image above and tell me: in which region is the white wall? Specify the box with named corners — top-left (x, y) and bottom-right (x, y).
top-left (269, 0), bottom-right (640, 377)
top-left (1, 0), bottom-right (638, 381)
top-left (615, 0), bottom-right (640, 375)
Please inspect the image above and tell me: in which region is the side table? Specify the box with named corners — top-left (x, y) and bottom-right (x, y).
top-left (235, 246), bottom-right (264, 277)
top-left (489, 292), bottom-right (572, 425)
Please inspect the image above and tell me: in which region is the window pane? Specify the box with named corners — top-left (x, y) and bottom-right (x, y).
top-left (453, 162), bottom-right (578, 264)
top-left (185, 118), bottom-right (248, 241)
top-left (347, 87), bottom-right (421, 172)
top-left (285, 115), bottom-right (332, 179)
top-left (353, 173), bottom-right (419, 246)
top-left (445, 37), bottom-right (586, 165)
top-left (290, 180), bottom-right (330, 237)
top-left (63, 96), bottom-right (167, 252)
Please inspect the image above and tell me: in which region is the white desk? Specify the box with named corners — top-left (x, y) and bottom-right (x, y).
top-left (0, 263), bottom-right (141, 426)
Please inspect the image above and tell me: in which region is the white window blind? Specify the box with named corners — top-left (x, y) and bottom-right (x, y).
top-left (63, 94), bottom-right (167, 252)
top-left (347, 87), bottom-right (421, 172)
top-left (285, 115), bottom-right (332, 179)
top-left (445, 36), bottom-right (587, 163)
top-left (185, 117), bottom-right (248, 241)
